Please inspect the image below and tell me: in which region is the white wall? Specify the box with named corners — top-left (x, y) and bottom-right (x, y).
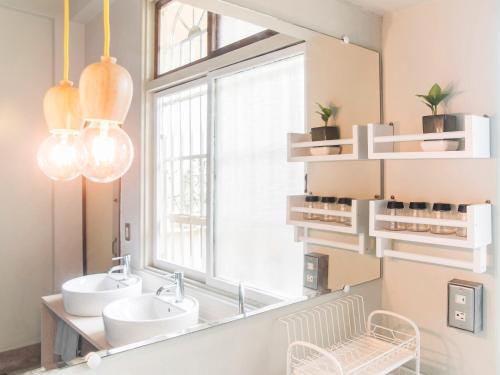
top-left (0, 1), bottom-right (85, 352)
top-left (381, 0), bottom-right (499, 374)
top-left (0, 5), bottom-right (54, 352)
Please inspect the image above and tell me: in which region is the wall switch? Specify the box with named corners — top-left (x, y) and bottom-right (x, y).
top-left (303, 253), bottom-right (329, 291)
top-left (124, 223), bottom-right (131, 241)
top-left (448, 279), bottom-right (483, 333)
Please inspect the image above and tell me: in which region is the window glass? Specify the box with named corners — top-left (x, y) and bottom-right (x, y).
top-left (216, 15), bottom-right (266, 48)
top-left (213, 54), bottom-right (305, 297)
top-left (154, 84), bottom-right (208, 272)
top-left (158, 1), bottom-right (208, 74)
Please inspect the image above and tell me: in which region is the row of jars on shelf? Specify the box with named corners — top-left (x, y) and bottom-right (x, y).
top-left (304, 196), bottom-right (352, 225)
top-left (384, 201), bottom-right (468, 237)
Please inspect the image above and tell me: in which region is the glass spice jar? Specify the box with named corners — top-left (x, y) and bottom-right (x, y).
top-left (430, 203), bottom-right (456, 235)
top-left (456, 204), bottom-right (468, 237)
top-left (304, 195), bottom-right (321, 220)
top-left (337, 197), bottom-right (352, 225)
top-left (384, 201), bottom-right (406, 231)
top-left (320, 196), bottom-right (337, 222)
top-left (407, 202), bottom-right (429, 232)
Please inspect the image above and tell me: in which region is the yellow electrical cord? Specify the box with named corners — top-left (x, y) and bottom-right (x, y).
top-left (103, 0), bottom-right (110, 58)
top-left (63, 0), bottom-right (69, 81)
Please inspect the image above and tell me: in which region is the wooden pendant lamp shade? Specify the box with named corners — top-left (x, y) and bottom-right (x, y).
top-left (79, 0), bottom-right (133, 124)
top-left (79, 56), bottom-right (133, 124)
top-left (43, 80), bottom-right (82, 133)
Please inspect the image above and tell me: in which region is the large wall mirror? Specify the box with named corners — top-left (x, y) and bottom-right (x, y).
top-left (0, 0), bottom-right (381, 372)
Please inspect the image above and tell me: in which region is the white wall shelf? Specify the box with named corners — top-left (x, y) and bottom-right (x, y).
top-left (369, 200), bottom-right (492, 273)
top-left (287, 125), bottom-right (368, 162)
top-left (367, 115), bottom-right (490, 159)
top-left (287, 195), bottom-right (370, 254)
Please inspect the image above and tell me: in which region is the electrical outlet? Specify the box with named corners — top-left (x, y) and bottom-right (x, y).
top-left (448, 279), bottom-right (483, 333)
top-left (455, 311), bottom-right (466, 322)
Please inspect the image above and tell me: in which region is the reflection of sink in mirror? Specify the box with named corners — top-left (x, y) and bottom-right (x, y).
top-left (103, 293), bottom-right (200, 347)
top-left (62, 274), bottom-right (142, 317)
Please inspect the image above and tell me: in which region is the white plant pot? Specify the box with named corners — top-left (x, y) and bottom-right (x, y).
top-left (309, 146), bottom-right (342, 156)
top-left (419, 140), bottom-right (459, 152)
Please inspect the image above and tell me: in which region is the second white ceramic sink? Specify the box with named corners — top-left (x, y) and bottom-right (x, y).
top-left (62, 274), bottom-right (142, 317)
top-left (103, 294), bottom-right (199, 347)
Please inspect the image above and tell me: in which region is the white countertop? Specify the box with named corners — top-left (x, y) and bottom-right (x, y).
top-left (42, 294), bottom-right (111, 350)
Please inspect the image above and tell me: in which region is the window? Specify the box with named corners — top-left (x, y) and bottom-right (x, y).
top-left (212, 54), bottom-right (305, 297)
top-left (155, 1), bottom-right (276, 76)
top-left (152, 48), bottom-right (305, 298)
top-left (154, 83), bottom-right (208, 274)
top-left (216, 15), bottom-right (265, 48)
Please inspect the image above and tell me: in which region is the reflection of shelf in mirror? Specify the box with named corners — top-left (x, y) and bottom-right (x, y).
top-left (296, 231), bottom-right (367, 253)
top-left (287, 125), bottom-right (368, 162)
top-left (287, 195), bottom-right (370, 254)
top-left (367, 115), bottom-right (490, 159)
top-left (369, 200), bottom-right (492, 273)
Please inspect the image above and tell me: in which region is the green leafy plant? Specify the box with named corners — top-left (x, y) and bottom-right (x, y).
top-left (316, 103), bottom-right (339, 126)
top-left (416, 83), bottom-right (450, 115)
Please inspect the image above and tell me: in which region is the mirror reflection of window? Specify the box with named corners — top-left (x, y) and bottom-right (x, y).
top-left (154, 84), bottom-right (208, 273)
top-left (213, 54), bottom-right (305, 297)
top-left (216, 15), bottom-right (265, 48)
top-left (156, 1), bottom-right (274, 76)
top-left (153, 52), bottom-right (305, 298)
top-left (157, 1), bottom-right (209, 74)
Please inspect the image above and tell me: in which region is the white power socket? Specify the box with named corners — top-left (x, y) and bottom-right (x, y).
top-left (455, 311), bottom-right (466, 322)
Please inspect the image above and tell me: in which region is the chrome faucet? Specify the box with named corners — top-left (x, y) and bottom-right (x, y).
top-left (238, 282), bottom-right (246, 315)
top-left (108, 254), bottom-right (131, 281)
top-left (156, 271), bottom-right (184, 303)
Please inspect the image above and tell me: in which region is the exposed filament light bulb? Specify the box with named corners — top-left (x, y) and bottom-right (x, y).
top-left (37, 130), bottom-right (87, 181)
top-left (81, 121), bottom-right (133, 183)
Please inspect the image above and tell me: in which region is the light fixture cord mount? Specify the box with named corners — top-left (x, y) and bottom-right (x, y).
top-left (63, 0), bottom-right (69, 81)
top-left (103, 0), bottom-right (110, 58)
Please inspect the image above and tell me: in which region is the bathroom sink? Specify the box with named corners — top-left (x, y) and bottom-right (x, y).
top-left (62, 274), bottom-right (142, 317)
top-left (103, 294), bottom-right (199, 347)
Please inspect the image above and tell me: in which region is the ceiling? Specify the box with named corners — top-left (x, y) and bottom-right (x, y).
top-left (2, 0), bottom-right (430, 20)
top-left (344, 0), bottom-right (428, 15)
top-left (0, 0), bottom-right (108, 21)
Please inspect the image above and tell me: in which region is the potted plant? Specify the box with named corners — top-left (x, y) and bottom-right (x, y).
top-left (416, 83), bottom-right (456, 133)
top-left (311, 103), bottom-right (340, 141)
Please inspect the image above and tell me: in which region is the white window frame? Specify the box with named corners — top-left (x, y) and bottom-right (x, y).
top-left (151, 76), bottom-right (210, 283)
top-left (144, 6), bottom-right (306, 302)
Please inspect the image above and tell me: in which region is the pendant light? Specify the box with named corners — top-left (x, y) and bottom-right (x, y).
top-left (79, 0), bottom-right (134, 183)
top-left (37, 0), bottom-right (87, 181)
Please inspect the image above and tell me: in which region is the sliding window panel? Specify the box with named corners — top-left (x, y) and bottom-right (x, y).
top-left (213, 54), bottom-right (305, 297)
top-left (154, 83), bottom-right (208, 274)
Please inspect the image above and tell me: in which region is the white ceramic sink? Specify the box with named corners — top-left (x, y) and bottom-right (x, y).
top-left (62, 274), bottom-right (142, 317)
top-left (103, 293), bottom-right (199, 347)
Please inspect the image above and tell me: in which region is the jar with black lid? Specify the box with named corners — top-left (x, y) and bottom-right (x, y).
top-left (337, 197), bottom-right (352, 225)
top-left (320, 196), bottom-right (337, 222)
top-left (384, 201), bottom-right (406, 231)
top-left (430, 203), bottom-right (456, 235)
top-left (304, 195), bottom-right (321, 220)
top-left (407, 202), bottom-right (429, 232)
top-left (456, 204), bottom-right (468, 237)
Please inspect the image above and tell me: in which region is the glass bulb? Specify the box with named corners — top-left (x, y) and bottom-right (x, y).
top-left (37, 131), bottom-right (87, 181)
top-left (81, 121), bottom-right (134, 183)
